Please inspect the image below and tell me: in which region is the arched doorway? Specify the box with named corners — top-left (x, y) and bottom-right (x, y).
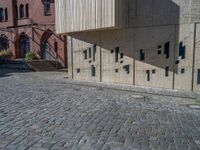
top-left (40, 30), bottom-right (53, 60)
top-left (41, 40), bottom-right (50, 60)
top-left (0, 35), bottom-right (9, 52)
top-left (20, 33), bottom-right (30, 57)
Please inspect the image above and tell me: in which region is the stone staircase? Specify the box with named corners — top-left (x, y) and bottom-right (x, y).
top-left (0, 58), bottom-right (29, 70)
top-left (25, 60), bottom-right (67, 72)
top-left (0, 58), bottom-right (67, 72)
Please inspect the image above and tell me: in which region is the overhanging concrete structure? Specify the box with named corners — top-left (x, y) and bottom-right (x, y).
top-left (55, 0), bottom-right (127, 33)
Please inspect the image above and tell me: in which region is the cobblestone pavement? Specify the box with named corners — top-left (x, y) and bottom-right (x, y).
top-left (0, 69), bottom-right (200, 150)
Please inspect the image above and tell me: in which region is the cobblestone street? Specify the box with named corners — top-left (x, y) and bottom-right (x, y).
top-left (0, 69), bottom-right (200, 150)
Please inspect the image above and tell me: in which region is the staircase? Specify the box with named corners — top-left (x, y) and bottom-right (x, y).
top-left (26, 60), bottom-right (66, 72)
top-left (0, 58), bottom-right (29, 70)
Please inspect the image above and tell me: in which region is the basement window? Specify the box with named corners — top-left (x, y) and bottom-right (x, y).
top-left (146, 70), bottom-right (150, 81)
top-left (164, 42), bottom-right (170, 58)
top-left (91, 65), bottom-right (96, 77)
top-left (197, 69), bottom-right (200, 84)
top-left (140, 49), bottom-right (145, 61)
top-left (165, 66), bottom-right (169, 77)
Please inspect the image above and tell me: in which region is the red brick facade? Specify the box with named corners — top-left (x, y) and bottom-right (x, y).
top-left (0, 0), bottom-right (67, 67)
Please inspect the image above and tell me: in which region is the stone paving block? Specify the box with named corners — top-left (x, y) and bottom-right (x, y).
top-left (0, 70), bottom-right (200, 149)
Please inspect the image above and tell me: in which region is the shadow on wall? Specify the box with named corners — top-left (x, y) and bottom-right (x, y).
top-left (68, 0), bottom-right (180, 73)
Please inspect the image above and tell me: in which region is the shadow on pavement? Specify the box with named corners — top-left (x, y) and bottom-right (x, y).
top-left (0, 68), bottom-right (30, 78)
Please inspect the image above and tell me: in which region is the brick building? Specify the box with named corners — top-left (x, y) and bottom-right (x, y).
top-left (0, 0), bottom-right (67, 67)
top-left (55, 0), bottom-right (200, 93)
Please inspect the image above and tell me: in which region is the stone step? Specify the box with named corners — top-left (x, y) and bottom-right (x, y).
top-left (26, 60), bottom-right (65, 72)
top-left (0, 63), bottom-right (29, 70)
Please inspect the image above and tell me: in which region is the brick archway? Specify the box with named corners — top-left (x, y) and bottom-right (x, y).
top-left (40, 30), bottom-right (53, 60)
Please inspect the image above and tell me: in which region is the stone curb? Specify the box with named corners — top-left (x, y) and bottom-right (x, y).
top-left (64, 79), bottom-right (200, 99)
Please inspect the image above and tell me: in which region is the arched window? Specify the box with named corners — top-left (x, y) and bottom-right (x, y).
top-left (5, 8), bottom-right (8, 21)
top-left (54, 41), bottom-right (58, 52)
top-left (15, 6), bottom-right (18, 19)
top-left (0, 8), bottom-right (4, 22)
top-left (44, 0), bottom-right (51, 16)
top-left (25, 4), bottom-right (29, 18)
top-left (19, 4), bottom-right (25, 18)
top-left (0, 35), bottom-right (9, 52)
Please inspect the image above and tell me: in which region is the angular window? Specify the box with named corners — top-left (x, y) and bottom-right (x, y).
top-left (88, 47), bottom-right (92, 59)
top-left (120, 53), bottom-right (123, 59)
top-left (115, 47), bottom-right (119, 63)
top-left (19, 4), bottom-right (25, 18)
top-left (140, 49), bottom-right (145, 61)
top-left (83, 50), bottom-right (87, 60)
top-left (93, 44), bottom-right (96, 62)
top-left (25, 4), bottom-right (29, 18)
top-left (181, 68), bottom-right (185, 74)
top-left (77, 68), bottom-right (80, 73)
top-left (146, 70), bottom-right (150, 81)
top-left (158, 45), bottom-right (162, 49)
top-left (91, 65), bottom-right (96, 77)
top-left (123, 65), bottom-right (130, 74)
top-left (157, 45), bottom-right (162, 54)
top-left (164, 42), bottom-right (170, 58)
top-left (198, 69), bottom-right (200, 84)
top-left (44, 0), bottom-right (51, 16)
top-left (175, 60), bottom-right (180, 65)
top-left (152, 69), bottom-right (156, 74)
top-left (165, 66), bottom-right (169, 77)
top-left (179, 42), bottom-right (186, 59)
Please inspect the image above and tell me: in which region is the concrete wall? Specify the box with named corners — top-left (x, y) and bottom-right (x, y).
top-left (57, 0), bottom-right (200, 93)
top-left (193, 23), bottom-right (200, 93)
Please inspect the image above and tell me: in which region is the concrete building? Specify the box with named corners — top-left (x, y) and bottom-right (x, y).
top-left (55, 0), bottom-right (200, 93)
top-left (0, 0), bottom-right (67, 67)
